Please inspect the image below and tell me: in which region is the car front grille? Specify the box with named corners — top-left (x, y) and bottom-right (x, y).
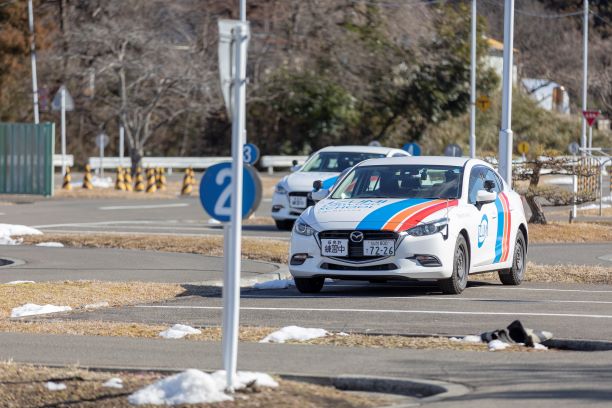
top-left (318, 230), bottom-right (398, 262)
top-left (320, 262), bottom-right (398, 271)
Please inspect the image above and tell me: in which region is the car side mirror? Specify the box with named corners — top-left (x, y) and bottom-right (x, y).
top-left (476, 190), bottom-right (497, 204)
top-left (291, 164), bottom-right (302, 172)
top-left (312, 180), bottom-right (323, 192)
top-left (311, 188), bottom-right (329, 202)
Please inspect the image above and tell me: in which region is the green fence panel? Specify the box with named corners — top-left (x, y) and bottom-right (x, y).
top-left (0, 122), bottom-right (55, 196)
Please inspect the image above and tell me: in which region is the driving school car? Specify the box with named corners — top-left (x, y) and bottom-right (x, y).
top-left (271, 145), bottom-right (409, 230)
top-left (289, 156), bottom-right (528, 295)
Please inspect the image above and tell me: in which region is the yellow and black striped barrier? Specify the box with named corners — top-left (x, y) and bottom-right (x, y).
top-left (124, 168), bottom-right (133, 192)
top-left (134, 167), bottom-right (145, 192)
top-left (82, 164), bottom-right (93, 190)
top-left (115, 167), bottom-right (126, 191)
top-left (181, 168), bottom-right (193, 196)
top-left (62, 166), bottom-right (72, 191)
top-left (146, 168), bottom-right (157, 193)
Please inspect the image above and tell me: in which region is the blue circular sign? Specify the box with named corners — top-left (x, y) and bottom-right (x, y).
top-left (243, 143), bottom-right (260, 165)
top-left (402, 142), bottom-right (421, 156)
top-left (199, 162), bottom-right (262, 222)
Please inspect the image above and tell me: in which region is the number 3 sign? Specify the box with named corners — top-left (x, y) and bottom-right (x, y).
top-left (199, 162), bottom-right (262, 222)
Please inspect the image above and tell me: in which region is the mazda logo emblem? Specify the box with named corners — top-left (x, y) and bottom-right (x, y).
top-left (350, 231), bottom-right (364, 243)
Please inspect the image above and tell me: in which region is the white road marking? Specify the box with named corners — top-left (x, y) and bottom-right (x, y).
top-left (240, 295), bottom-right (612, 305)
top-left (99, 203), bottom-right (189, 210)
top-left (330, 284), bottom-right (612, 294)
top-left (134, 305), bottom-right (612, 319)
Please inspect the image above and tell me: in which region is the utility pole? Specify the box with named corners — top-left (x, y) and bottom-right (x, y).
top-left (498, 0), bottom-right (515, 186)
top-left (469, 0), bottom-right (477, 158)
top-left (581, 0), bottom-right (589, 156)
top-left (28, 0), bottom-right (40, 124)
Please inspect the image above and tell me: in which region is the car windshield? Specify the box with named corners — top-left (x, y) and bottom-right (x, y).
top-left (301, 151), bottom-right (386, 173)
top-left (330, 165), bottom-right (463, 199)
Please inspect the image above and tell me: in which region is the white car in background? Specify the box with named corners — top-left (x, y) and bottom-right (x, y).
top-left (271, 146), bottom-right (409, 230)
top-left (289, 156), bottom-right (528, 294)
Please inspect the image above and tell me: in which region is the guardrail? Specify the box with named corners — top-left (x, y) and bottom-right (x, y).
top-left (261, 155), bottom-right (308, 174)
top-left (53, 154), bottom-right (74, 168)
top-left (85, 155), bottom-right (309, 174)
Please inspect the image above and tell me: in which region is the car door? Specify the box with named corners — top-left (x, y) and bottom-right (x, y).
top-left (465, 166), bottom-right (499, 267)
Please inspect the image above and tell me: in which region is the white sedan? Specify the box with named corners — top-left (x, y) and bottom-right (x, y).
top-left (271, 145), bottom-right (409, 230)
top-left (289, 156), bottom-right (528, 294)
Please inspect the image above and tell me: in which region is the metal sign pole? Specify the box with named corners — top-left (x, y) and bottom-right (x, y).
top-left (27, 0), bottom-right (40, 124)
top-left (498, 0), bottom-right (515, 186)
top-left (61, 87), bottom-right (67, 176)
top-left (469, 0), bottom-right (477, 158)
top-left (224, 23), bottom-right (247, 392)
top-left (581, 0), bottom-right (589, 156)
top-left (119, 126), bottom-right (125, 163)
top-left (572, 154), bottom-right (577, 220)
top-left (588, 125), bottom-right (593, 154)
top-left (100, 140), bottom-right (104, 178)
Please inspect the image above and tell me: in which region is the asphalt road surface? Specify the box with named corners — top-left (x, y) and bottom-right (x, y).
top-left (43, 279), bottom-right (612, 341)
top-left (0, 332), bottom-right (610, 408)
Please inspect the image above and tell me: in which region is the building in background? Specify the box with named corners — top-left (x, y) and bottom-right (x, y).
top-left (521, 78), bottom-right (571, 115)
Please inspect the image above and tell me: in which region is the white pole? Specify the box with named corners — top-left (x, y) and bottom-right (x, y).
top-left (119, 126), bottom-right (125, 163)
top-left (469, 0), bottom-right (477, 159)
top-left (498, 0), bottom-right (515, 186)
top-left (240, 0), bottom-right (246, 22)
top-left (61, 87), bottom-right (66, 176)
top-left (588, 125), bottom-right (593, 154)
top-left (224, 23), bottom-right (247, 392)
top-left (28, 0), bottom-right (40, 124)
top-left (572, 155), bottom-right (577, 219)
top-left (581, 0), bottom-right (589, 156)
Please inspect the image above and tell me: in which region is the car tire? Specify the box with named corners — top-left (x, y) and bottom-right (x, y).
top-left (294, 277), bottom-right (325, 294)
top-left (274, 219), bottom-right (294, 231)
top-left (439, 235), bottom-right (470, 295)
top-left (498, 231), bottom-right (526, 285)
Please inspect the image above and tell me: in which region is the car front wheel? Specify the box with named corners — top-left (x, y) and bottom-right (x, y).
top-left (439, 235), bottom-right (469, 295)
top-left (498, 231), bottom-right (526, 285)
top-left (294, 277), bottom-right (324, 294)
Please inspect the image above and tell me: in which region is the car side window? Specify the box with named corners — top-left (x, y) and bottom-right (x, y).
top-left (468, 166), bottom-right (486, 204)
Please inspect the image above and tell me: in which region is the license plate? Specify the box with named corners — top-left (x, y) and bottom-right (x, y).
top-left (363, 240), bottom-right (395, 256)
top-left (321, 239), bottom-right (349, 257)
top-left (289, 196), bottom-right (307, 209)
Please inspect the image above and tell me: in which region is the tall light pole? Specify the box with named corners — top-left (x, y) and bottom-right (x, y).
top-left (469, 0), bottom-right (477, 158)
top-left (498, 0), bottom-right (515, 186)
top-left (581, 0), bottom-right (589, 156)
top-left (28, 0), bottom-right (40, 124)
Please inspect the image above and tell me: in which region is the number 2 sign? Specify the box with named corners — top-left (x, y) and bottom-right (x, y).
top-left (199, 162), bottom-right (262, 222)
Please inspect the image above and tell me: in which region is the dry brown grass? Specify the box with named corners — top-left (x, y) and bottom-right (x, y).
top-left (21, 233), bottom-right (289, 264)
top-left (527, 222), bottom-right (612, 243)
top-left (476, 262), bottom-right (612, 285)
top-left (55, 181), bottom-right (188, 199)
top-left (0, 281), bottom-right (184, 318)
top-left (0, 362), bottom-right (383, 408)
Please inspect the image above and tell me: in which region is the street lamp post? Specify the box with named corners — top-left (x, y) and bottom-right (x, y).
top-left (581, 0), bottom-right (589, 156)
top-left (498, 0), bottom-right (515, 186)
top-left (469, 0), bottom-right (477, 158)
top-left (28, 0), bottom-right (40, 124)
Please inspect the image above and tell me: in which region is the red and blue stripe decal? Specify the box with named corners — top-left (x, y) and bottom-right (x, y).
top-left (356, 199), bottom-right (459, 232)
top-left (493, 192), bottom-right (512, 263)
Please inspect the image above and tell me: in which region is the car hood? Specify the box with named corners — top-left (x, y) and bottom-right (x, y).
top-left (284, 171), bottom-right (340, 192)
top-left (302, 198), bottom-right (459, 232)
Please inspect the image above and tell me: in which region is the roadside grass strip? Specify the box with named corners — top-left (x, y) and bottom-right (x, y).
top-left (0, 281), bottom-right (184, 318)
top-left (527, 222), bottom-right (612, 244)
top-left (0, 362), bottom-right (385, 408)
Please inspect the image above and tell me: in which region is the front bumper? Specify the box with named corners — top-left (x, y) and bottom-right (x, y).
top-left (289, 231), bottom-right (455, 280)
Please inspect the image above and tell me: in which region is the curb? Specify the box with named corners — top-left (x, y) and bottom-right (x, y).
top-left (191, 263), bottom-right (292, 288)
top-left (542, 338), bottom-right (612, 351)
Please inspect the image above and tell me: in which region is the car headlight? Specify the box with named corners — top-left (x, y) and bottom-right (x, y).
top-left (294, 219), bottom-right (316, 236)
top-left (407, 218), bottom-right (448, 237)
top-left (275, 184), bottom-right (287, 195)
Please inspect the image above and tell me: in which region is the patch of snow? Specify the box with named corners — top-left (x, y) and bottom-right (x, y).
top-left (129, 369), bottom-right (278, 406)
top-left (36, 242), bottom-right (64, 248)
top-left (336, 332), bottom-right (350, 337)
top-left (84, 301), bottom-right (110, 309)
top-left (579, 203), bottom-right (611, 210)
top-left (128, 369), bottom-right (231, 405)
top-left (0, 224), bottom-right (42, 245)
top-left (11, 303), bottom-right (72, 318)
top-left (450, 335), bottom-right (482, 343)
top-left (253, 278), bottom-right (294, 290)
top-left (103, 378), bottom-right (124, 388)
top-left (45, 382), bottom-right (66, 391)
top-left (207, 218), bottom-right (221, 224)
top-left (91, 176), bottom-right (113, 188)
top-left (159, 324), bottom-right (202, 339)
top-left (533, 343), bottom-right (548, 350)
top-left (5, 281), bottom-right (35, 285)
top-left (488, 339), bottom-right (510, 351)
top-left (260, 326), bottom-right (329, 344)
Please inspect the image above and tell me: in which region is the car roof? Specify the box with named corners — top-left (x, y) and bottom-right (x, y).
top-left (316, 145), bottom-right (407, 155)
top-left (356, 155), bottom-right (478, 167)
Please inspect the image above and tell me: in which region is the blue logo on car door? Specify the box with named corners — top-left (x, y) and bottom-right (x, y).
top-left (478, 214), bottom-right (488, 248)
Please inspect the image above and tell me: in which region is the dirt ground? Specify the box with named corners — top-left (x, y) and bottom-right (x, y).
top-left (0, 362), bottom-right (385, 408)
